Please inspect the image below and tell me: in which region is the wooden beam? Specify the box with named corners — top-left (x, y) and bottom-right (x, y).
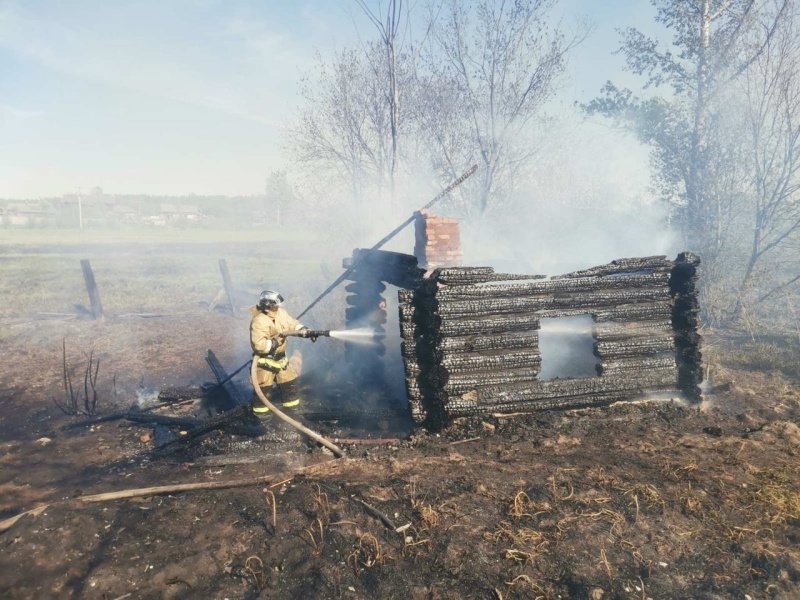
top-left (205, 350), bottom-right (248, 408)
top-left (218, 259), bottom-right (236, 315)
top-left (80, 259), bottom-right (104, 319)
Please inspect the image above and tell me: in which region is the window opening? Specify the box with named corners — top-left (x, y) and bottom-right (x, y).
top-left (538, 314), bottom-right (598, 380)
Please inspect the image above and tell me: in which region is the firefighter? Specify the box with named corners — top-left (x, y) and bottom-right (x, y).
top-left (250, 290), bottom-right (308, 419)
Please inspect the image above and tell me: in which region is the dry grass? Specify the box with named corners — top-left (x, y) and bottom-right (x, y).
top-left (303, 518), bottom-right (326, 555)
top-left (508, 491), bottom-right (551, 519)
top-left (347, 532), bottom-right (389, 570)
top-left (599, 547), bottom-right (613, 581)
top-left (748, 467), bottom-right (800, 526)
top-left (263, 490), bottom-right (277, 531)
top-left (312, 484), bottom-right (331, 527)
top-left (485, 521), bottom-right (549, 564)
top-left (416, 504), bottom-right (439, 531)
top-left (243, 555), bottom-right (267, 590)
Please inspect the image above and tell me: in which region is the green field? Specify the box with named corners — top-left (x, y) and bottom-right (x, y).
top-left (0, 227), bottom-right (316, 245)
top-left (0, 229), bottom-right (340, 314)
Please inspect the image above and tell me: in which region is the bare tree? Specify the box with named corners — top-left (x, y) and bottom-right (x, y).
top-left (420, 0), bottom-right (585, 217)
top-left (289, 46), bottom-right (395, 213)
top-left (734, 3), bottom-right (800, 315)
top-left (355, 0), bottom-right (404, 205)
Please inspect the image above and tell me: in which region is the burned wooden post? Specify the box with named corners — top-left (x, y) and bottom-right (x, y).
top-left (205, 350), bottom-right (249, 410)
top-left (341, 249), bottom-right (424, 389)
top-left (670, 252), bottom-right (703, 402)
top-left (80, 259), bottom-right (104, 320)
top-left (218, 259), bottom-right (237, 315)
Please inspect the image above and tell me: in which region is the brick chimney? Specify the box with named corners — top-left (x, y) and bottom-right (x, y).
top-left (414, 209), bottom-right (463, 270)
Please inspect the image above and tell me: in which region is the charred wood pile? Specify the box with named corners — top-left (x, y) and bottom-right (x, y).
top-left (342, 249), bottom-right (425, 387)
top-left (399, 253), bottom-right (703, 427)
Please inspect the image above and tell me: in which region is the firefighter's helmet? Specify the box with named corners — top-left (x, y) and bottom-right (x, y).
top-left (258, 290), bottom-right (284, 310)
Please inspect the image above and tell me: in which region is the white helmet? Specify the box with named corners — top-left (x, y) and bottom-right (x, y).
top-left (258, 290), bottom-right (284, 310)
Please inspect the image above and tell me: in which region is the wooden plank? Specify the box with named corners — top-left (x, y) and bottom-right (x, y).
top-left (218, 259), bottom-right (236, 315)
top-left (205, 349), bottom-right (249, 408)
top-left (207, 288), bottom-right (226, 312)
top-left (80, 259), bottom-right (104, 319)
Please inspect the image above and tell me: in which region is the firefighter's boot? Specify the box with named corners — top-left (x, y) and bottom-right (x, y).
top-left (252, 388), bottom-right (273, 423)
top-left (277, 379), bottom-right (302, 416)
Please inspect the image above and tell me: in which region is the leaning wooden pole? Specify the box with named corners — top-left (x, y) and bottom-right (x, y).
top-left (218, 259), bottom-right (237, 316)
top-left (80, 259), bottom-right (104, 320)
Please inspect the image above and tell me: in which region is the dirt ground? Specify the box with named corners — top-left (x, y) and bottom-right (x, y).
top-left (1, 267), bottom-right (799, 599)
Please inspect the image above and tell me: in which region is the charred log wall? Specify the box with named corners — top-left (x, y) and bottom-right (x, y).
top-left (399, 255), bottom-right (703, 427)
top-left (344, 249), bottom-right (425, 391)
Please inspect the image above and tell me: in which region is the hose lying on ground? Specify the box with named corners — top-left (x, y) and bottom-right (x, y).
top-left (250, 356), bottom-right (345, 458)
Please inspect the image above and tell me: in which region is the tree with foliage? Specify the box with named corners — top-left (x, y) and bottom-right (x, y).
top-left (585, 0), bottom-right (793, 324)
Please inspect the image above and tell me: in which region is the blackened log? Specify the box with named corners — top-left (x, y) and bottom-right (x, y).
top-left (346, 280), bottom-right (388, 295)
top-left (435, 273), bottom-right (671, 300)
top-left (447, 388), bottom-right (683, 417)
top-left (435, 330), bottom-right (539, 353)
top-left (400, 322), bottom-right (417, 339)
top-left (475, 369), bottom-right (677, 402)
top-left (593, 302), bottom-right (673, 323)
top-left (124, 413), bottom-right (202, 428)
top-left (399, 304), bottom-right (416, 322)
top-left (594, 320), bottom-right (673, 340)
top-left (447, 392), bottom-right (629, 416)
top-left (398, 289), bottom-right (416, 304)
top-left (670, 252), bottom-right (703, 401)
top-left (152, 405), bottom-right (250, 455)
top-left (434, 288), bottom-right (671, 318)
top-left (440, 349), bottom-right (541, 373)
top-left (405, 362), bottom-right (421, 377)
top-left (442, 367), bottom-right (541, 395)
top-left (438, 314), bottom-right (541, 336)
top-left (347, 248), bottom-right (421, 271)
top-left (205, 350), bottom-right (248, 408)
top-left (433, 267), bottom-right (545, 285)
top-left (554, 256), bottom-right (673, 279)
top-left (157, 386), bottom-right (204, 402)
top-left (347, 267), bottom-right (422, 289)
top-left (594, 334), bottom-right (676, 359)
top-left (597, 356), bottom-right (676, 375)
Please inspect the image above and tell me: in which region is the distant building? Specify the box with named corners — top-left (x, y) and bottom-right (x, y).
top-left (2, 201), bottom-right (56, 227)
top-left (113, 204), bottom-right (138, 223)
top-left (159, 203), bottom-right (201, 222)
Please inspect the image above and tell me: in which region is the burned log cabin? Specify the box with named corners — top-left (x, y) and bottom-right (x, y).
top-left (390, 253), bottom-right (702, 427)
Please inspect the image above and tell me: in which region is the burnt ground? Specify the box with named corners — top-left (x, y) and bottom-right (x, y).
top-left (1, 309), bottom-right (799, 600)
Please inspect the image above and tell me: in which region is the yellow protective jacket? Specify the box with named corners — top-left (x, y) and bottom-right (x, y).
top-left (249, 305), bottom-right (304, 357)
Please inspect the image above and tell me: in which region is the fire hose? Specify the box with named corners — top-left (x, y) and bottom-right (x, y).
top-left (250, 356), bottom-right (344, 458)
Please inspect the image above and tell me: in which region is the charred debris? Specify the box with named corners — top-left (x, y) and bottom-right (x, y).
top-left (65, 247), bottom-right (702, 460)
top-left (64, 211), bottom-right (701, 456)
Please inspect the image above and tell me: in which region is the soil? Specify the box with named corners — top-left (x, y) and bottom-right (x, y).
top-left (1, 299), bottom-right (799, 599)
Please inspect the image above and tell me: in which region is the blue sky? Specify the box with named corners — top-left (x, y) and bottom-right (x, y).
top-left (0, 0), bottom-right (660, 198)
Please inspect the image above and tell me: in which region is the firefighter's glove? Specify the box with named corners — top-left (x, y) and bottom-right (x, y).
top-left (296, 327), bottom-right (311, 339)
top-left (268, 336), bottom-right (284, 352)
